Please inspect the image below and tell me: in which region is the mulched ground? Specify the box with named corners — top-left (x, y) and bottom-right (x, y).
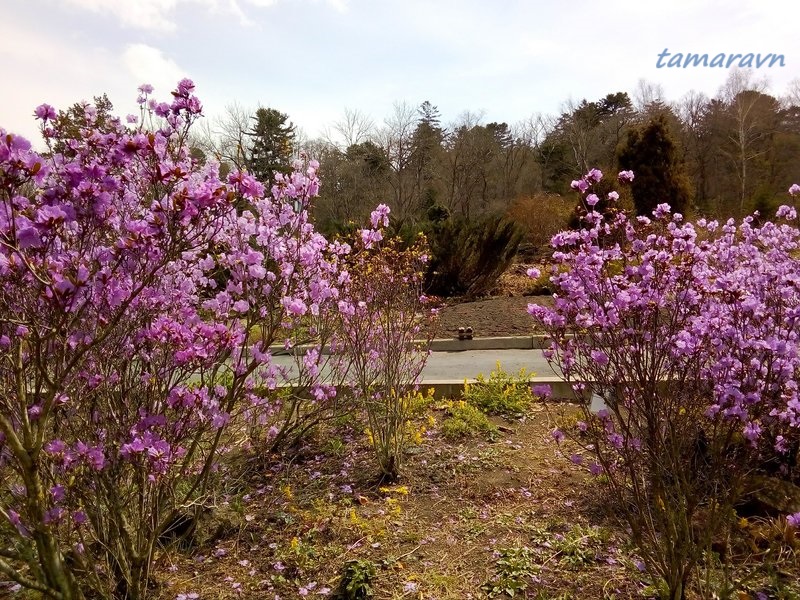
top-left (432, 296), bottom-right (553, 339)
top-left (154, 403), bottom-right (653, 600)
top-left (152, 399), bottom-right (799, 600)
top-left (429, 265), bottom-right (555, 339)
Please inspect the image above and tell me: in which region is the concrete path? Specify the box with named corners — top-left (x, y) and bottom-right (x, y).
top-left (269, 348), bottom-right (557, 382)
top-left (416, 349), bottom-right (557, 380)
top-left (268, 340), bottom-right (597, 402)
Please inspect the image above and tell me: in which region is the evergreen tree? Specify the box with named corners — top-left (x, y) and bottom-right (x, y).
top-left (618, 115), bottom-right (692, 216)
top-left (412, 101), bottom-right (445, 210)
top-left (245, 107), bottom-right (295, 185)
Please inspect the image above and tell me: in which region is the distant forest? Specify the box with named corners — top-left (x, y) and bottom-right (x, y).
top-left (193, 72), bottom-right (799, 236)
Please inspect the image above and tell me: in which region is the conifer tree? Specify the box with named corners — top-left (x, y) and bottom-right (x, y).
top-left (618, 115), bottom-right (692, 216)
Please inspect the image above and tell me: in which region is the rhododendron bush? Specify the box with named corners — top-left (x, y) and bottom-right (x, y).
top-left (335, 214), bottom-right (436, 481)
top-left (0, 82), bottom-right (350, 599)
top-left (530, 170), bottom-right (800, 599)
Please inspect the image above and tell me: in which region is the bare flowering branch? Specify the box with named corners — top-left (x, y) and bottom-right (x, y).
top-left (530, 168), bottom-right (800, 599)
top-left (335, 205), bottom-right (437, 481)
top-left (0, 81), bottom-right (347, 600)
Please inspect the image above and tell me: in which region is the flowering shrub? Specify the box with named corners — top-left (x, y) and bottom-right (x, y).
top-left (0, 82), bottom-right (344, 599)
top-left (335, 212), bottom-right (436, 481)
top-left (529, 170), bottom-right (800, 599)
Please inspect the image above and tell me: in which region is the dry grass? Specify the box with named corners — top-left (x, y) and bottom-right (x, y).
top-left (147, 398), bottom-right (800, 600)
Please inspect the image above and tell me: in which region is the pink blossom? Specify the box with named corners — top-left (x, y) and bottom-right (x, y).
top-left (283, 297), bottom-right (308, 316)
top-left (618, 170), bottom-right (635, 183)
top-left (590, 349), bottom-right (609, 365)
top-left (34, 103), bottom-right (57, 121)
top-left (586, 168), bottom-right (603, 183)
top-left (0, 82), bottom-right (347, 594)
top-left (359, 228), bottom-right (383, 249)
top-left (776, 205), bottom-right (797, 220)
top-left (369, 204), bottom-right (391, 228)
top-left (570, 179), bottom-right (589, 193)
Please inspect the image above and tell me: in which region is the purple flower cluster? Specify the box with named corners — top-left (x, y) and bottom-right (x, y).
top-left (530, 167), bottom-right (800, 470)
top-left (0, 81), bottom-right (374, 599)
top-left (569, 169), bottom-right (633, 219)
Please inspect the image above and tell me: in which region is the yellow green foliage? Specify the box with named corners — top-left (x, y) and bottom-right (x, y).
top-left (440, 400), bottom-right (498, 440)
top-left (462, 363), bottom-right (535, 419)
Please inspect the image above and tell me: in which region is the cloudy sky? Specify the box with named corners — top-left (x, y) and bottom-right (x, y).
top-left (2, 0), bottom-right (799, 144)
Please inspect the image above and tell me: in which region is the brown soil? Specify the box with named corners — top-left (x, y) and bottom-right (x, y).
top-left (146, 400), bottom-right (797, 600)
top-left (430, 263), bottom-right (554, 339)
top-left (154, 403), bottom-right (650, 599)
top-left (433, 295), bottom-right (553, 339)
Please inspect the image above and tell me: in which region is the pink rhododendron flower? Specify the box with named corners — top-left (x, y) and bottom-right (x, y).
top-left (369, 204), bottom-right (391, 228)
top-left (570, 179), bottom-right (589, 193)
top-left (586, 168), bottom-right (603, 183)
top-left (0, 81), bottom-right (350, 599)
top-left (34, 103), bottom-right (57, 121)
top-left (618, 170), bottom-right (634, 183)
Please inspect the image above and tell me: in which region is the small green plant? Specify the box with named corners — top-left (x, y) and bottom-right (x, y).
top-left (463, 363), bottom-right (535, 419)
top-left (530, 524), bottom-right (609, 569)
top-left (441, 400), bottom-right (498, 440)
top-left (482, 546), bottom-right (538, 598)
top-left (324, 436), bottom-right (347, 457)
top-left (333, 559), bottom-right (377, 600)
top-left (552, 525), bottom-right (607, 568)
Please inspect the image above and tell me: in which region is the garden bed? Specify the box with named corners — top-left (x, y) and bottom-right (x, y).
top-left (148, 400), bottom-right (799, 600)
top-left (432, 296), bottom-right (553, 339)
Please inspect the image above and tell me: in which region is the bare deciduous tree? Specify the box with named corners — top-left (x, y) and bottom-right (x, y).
top-left (376, 102), bottom-right (420, 225)
top-left (332, 107), bottom-right (375, 148)
top-left (204, 101), bottom-right (253, 170)
top-left (633, 78), bottom-right (666, 115)
top-left (720, 70), bottom-right (774, 213)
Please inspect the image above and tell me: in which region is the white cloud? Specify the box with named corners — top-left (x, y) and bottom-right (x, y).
top-left (122, 44), bottom-right (189, 95)
top-left (61, 0), bottom-right (347, 31)
top-left (241, 0), bottom-right (278, 7)
top-left (0, 16), bottom-right (131, 141)
top-left (63, 0), bottom-right (187, 32)
top-left (0, 15), bottom-right (191, 144)
top-left (2, 0), bottom-right (798, 149)
top-left (322, 0), bottom-right (348, 13)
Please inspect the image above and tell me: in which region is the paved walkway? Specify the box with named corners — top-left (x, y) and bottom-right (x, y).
top-left (416, 349), bottom-right (557, 380)
top-left (270, 348), bottom-right (559, 382)
top-left (268, 341), bottom-right (605, 404)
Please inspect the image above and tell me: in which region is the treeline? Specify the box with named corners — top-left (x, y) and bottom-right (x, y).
top-left (198, 71), bottom-right (800, 236)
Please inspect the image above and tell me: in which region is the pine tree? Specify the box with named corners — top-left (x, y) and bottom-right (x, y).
top-left (245, 107), bottom-right (295, 185)
top-left (412, 101), bottom-right (445, 210)
top-left (618, 115), bottom-right (692, 216)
